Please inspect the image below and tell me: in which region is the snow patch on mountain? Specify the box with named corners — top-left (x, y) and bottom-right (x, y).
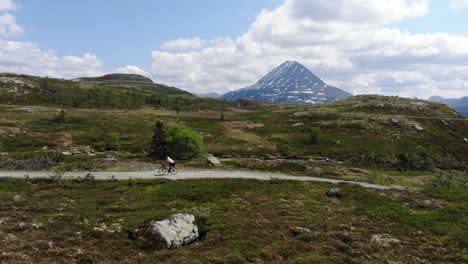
top-left (221, 61), bottom-right (352, 104)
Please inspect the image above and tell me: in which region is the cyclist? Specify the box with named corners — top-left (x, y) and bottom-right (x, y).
top-left (166, 156), bottom-right (176, 173)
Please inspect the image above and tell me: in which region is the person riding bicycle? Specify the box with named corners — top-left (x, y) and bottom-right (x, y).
top-left (166, 156), bottom-right (176, 173)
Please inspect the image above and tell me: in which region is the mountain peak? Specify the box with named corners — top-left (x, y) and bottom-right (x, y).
top-left (222, 61), bottom-right (352, 104)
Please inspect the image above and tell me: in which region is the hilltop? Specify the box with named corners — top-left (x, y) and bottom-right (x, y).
top-left (222, 61), bottom-right (352, 104)
top-left (75, 73), bottom-right (193, 96)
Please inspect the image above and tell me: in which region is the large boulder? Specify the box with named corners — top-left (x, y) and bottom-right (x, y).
top-left (130, 213), bottom-right (199, 250)
top-left (207, 154), bottom-right (221, 166)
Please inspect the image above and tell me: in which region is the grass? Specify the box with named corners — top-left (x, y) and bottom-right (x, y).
top-left (0, 177), bottom-right (466, 263)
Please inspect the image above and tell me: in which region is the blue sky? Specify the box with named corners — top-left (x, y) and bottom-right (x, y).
top-left (1, 0), bottom-right (468, 98)
top-left (13, 0), bottom-right (282, 69)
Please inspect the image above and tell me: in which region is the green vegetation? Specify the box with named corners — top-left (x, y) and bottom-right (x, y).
top-left (0, 75), bottom-right (467, 173)
top-left (0, 177), bottom-right (466, 263)
top-left (307, 126), bottom-right (321, 145)
top-left (429, 171), bottom-right (468, 188)
top-left (149, 121), bottom-right (206, 160)
top-left (165, 124), bottom-right (206, 159)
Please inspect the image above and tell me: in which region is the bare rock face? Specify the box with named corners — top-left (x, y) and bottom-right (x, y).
top-left (130, 213), bottom-right (199, 250)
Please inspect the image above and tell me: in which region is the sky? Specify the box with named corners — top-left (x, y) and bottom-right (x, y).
top-left (1, 0), bottom-right (468, 99)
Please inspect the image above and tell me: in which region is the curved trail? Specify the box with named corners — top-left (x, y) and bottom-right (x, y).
top-left (0, 169), bottom-right (404, 190)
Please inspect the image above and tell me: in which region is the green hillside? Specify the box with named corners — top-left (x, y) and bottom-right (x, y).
top-left (0, 73), bottom-right (232, 110)
top-left (1, 74), bottom-right (467, 176)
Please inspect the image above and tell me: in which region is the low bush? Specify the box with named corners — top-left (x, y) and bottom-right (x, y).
top-left (428, 171), bottom-right (467, 188)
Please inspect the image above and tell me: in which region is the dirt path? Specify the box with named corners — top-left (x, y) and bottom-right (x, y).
top-left (0, 169), bottom-right (404, 190)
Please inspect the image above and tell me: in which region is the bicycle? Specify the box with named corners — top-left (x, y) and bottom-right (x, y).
top-left (156, 163), bottom-right (178, 176)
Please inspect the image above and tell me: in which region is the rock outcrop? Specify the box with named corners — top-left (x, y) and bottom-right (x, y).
top-left (130, 213), bottom-right (199, 250)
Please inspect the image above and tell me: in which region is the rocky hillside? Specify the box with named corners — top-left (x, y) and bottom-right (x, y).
top-left (222, 61), bottom-right (352, 104)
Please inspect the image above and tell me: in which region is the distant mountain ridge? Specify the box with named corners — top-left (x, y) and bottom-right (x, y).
top-left (222, 61), bottom-right (352, 104)
top-left (429, 95), bottom-right (468, 116)
top-left (196, 92), bottom-right (221, 98)
top-left (76, 73), bottom-right (192, 96)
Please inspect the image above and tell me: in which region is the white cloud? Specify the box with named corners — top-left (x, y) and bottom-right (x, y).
top-left (0, 40), bottom-right (104, 78)
top-left (114, 65), bottom-right (150, 76)
top-left (0, 12), bottom-right (22, 37)
top-left (0, 0), bottom-right (16, 11)
top-left (150, 0), bottom-right (468, 98)
top-left (0, 2), bottom-right (105, 79)
top-left (450, 0), bottom-right (468, 10)
top-left (160, 37), bottom-right (207, 51)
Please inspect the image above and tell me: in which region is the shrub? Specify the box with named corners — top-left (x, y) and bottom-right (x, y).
top-left (366, 169), bottom-right (395, 186)
top-left (165, 124), bottom-right (206, 160)
top-left (103, 133), bottom-right (121, 151)
top-left (428, 171), bottom-right (467, 188)
top-left (306, 127), bottom-right (321, 145)
top-left (53, 110), bottom-right (66, 123)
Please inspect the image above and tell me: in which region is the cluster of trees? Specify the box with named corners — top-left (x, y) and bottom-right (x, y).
top-left (149, 121), bottom-right (206, 160)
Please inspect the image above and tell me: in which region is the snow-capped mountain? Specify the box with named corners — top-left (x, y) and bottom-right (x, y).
top-left (222, 61), bottom-right (352, 104)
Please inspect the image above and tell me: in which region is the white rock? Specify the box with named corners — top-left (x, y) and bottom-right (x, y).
top-left (370, 234), bottom-right (400, 247)
top-left (207, 154), bottom-right (221, 166)
top-left (464, 138), bottom-right (468, 143)
top-left (413, 125), bottom-right (424, 132)
top-left (292, 122), bottom-right (304, 127)
top-left (150, 213), bottom-right (199, 248)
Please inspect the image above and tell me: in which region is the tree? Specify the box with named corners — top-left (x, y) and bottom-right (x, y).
top-left (103, 133), bottom-right (121, 151)
top-left (165, 124), bottom-right (205, 160)
top-left (53, 110), bottom-right (66, 123)
top-left (149, 120), bottom-right (168, 159)
top-left (307, 127), bottom-right (321, 145)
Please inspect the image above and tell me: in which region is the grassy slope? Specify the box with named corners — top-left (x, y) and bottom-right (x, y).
top-left (0, 95), bottom-right (467, 172)
top-left (0, 177), bottom-right (466, 263)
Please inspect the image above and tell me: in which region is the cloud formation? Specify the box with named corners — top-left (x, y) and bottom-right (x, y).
top-left (450, 0), bottom-right (468, 10)
top-left (151, 0), bottom-right (468, 99)
top-left (114, 65), bottom-right (149, 76)
top-left (161, 37), bottom-right (207, 51)
top-left (0, 0), bottom-right (106, 78)
top-left (0, 40), bottom-right (104, 78)
top-left (0, 12), bottom-right (22, 37)
top-left (0, 0), bottom-right (15, 11)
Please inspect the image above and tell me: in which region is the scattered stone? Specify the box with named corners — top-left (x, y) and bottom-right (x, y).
top-left (413, 125), bottom-right (424, 132)
top-left (326, 188), bottom-right (342, 198)
top-left (42, 146), bottom-right (49, 150)
top-left (292, 122), bottom-right (304, 127)
top-left (370, 234), bottom-right (400, 247)
top-left (336, 140), bottom-right (341, 144)
top-left (440, 119), bottom-right (453, 127)
top-left (105, 155), bottom-right (116, 161)
top-left (61, 151), bottom-right (71, 156)
top-left (311, 167), bottom-right (322, 175)
top-left (130, 213), bottom-right (199, 250)
top-left (411, 101), bottom-right (426, 106)
top-left (290, 226), bottom-right (311, 237)
top-left (207, 154), bottom-right (221, 166)
top-left (463, 138), bottom-right (468, 143)
top-left (376, 103), bottom-right (385, 108)
top-left (388, 118), bottom-right (400, 125)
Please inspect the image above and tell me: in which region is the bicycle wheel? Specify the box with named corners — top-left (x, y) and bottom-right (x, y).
top-left (157, 166), bottom-right (167, 176)
top-left (170, 167), bottom-right (178, 175)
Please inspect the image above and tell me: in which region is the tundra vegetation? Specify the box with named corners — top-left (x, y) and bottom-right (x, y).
top-left (0, 74), bottom-right (467, 262)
